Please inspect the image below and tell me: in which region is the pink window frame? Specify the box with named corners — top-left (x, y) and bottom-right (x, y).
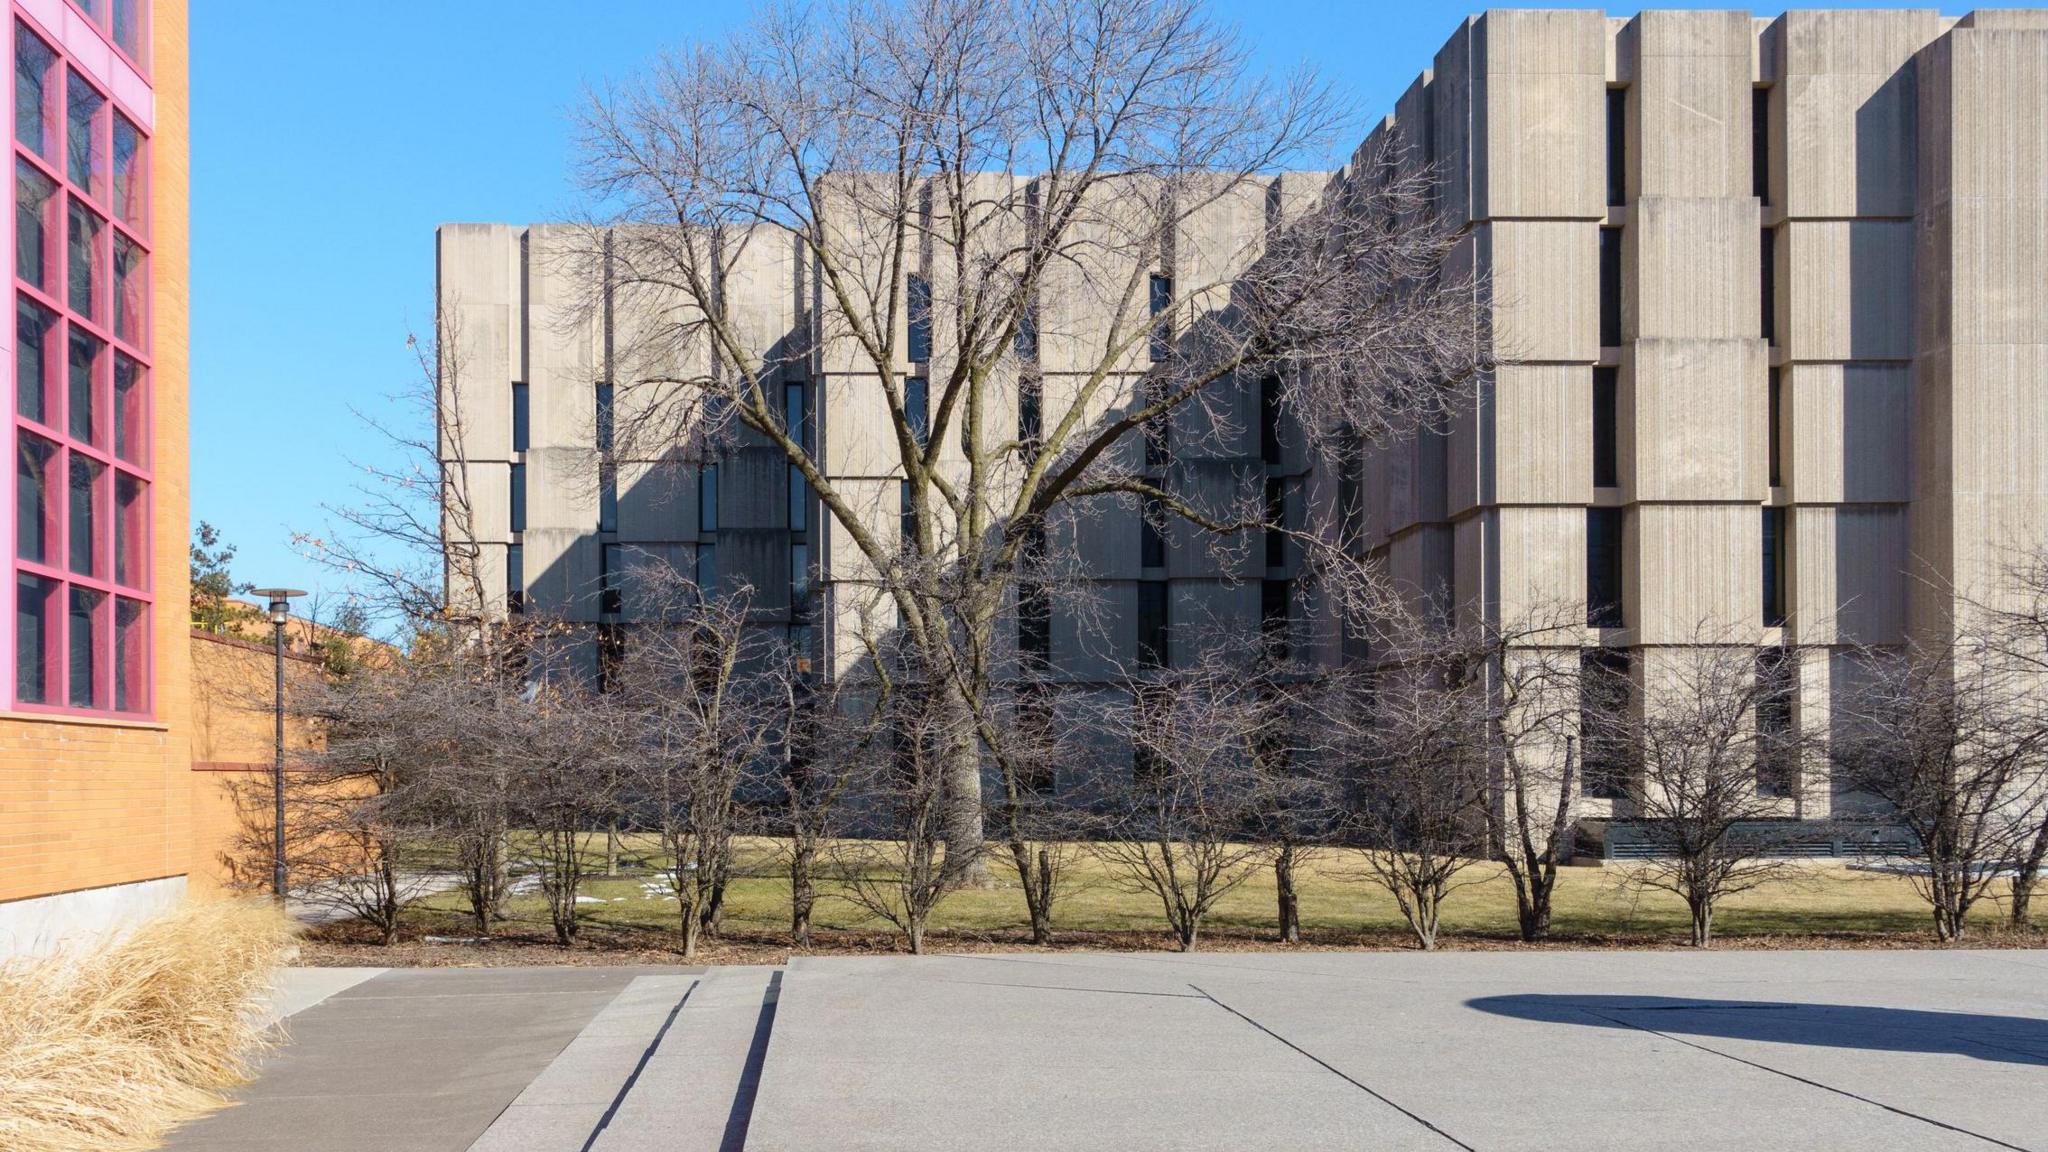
top-left (57, 0), bottom-right (143, 78)
top-left (10, 4), bottom-right (152, 718)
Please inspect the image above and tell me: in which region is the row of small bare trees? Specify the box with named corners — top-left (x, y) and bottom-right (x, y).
top-left (264, 561), bottom-right (2048, 955)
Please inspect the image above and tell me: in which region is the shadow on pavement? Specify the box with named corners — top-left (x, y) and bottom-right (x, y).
top-left (1465, 995), bottom-right (2048, 1066)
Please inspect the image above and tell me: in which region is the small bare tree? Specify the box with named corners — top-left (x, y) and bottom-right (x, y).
top-left (1832, 632), bottom-right (2048, 941)
top-left (1325, 646), bottom-right (1492, 951)
top-left (617, 574), bottom-right (781, 957)
top-left (1094, 649), bottom-right (1270, 952)
top-left (1598, 638), bottom-right (1811, 948)
top-left (500, 669), bottom-right (623, 947)
top-left (1977, 547), bottom-right (2048, 930)
top-left (831, 659), bottom-right (969, 955)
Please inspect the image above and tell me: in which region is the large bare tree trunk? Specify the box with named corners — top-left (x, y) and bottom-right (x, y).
top-left (1274, 843), bottom-right (1301, 945)
top-left (938, 678), bottom-right (988, 887)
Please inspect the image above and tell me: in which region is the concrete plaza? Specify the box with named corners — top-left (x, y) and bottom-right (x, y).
top-left (168, 949), bottom-right (2048, 1151)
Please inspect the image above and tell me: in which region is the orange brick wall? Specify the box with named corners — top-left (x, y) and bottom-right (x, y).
top-left (0, 0), bottom-right (194, 910)
top-left (187, 631), bottom-right (323, 894)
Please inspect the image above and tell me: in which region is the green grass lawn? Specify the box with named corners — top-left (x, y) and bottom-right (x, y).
top-left (364, 834), bottom-right (2044, 958)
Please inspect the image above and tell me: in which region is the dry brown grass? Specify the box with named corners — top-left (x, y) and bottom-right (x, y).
top-left (0, 899), bottom-right (296, 1152)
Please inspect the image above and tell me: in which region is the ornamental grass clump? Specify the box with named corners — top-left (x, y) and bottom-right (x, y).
top-left (0, 899), bottom-right (295, 1152)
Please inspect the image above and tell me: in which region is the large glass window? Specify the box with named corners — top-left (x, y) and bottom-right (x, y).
top-left (17, 435), bottom-right (56, 563)
top-left (1593, 366), bottom-right (1618, 488)
top-left (17, 298), bottom-right (55, 424)
top-left (113, 234), bottom-right (144, 348)
top-left (1763, 506), bottom-right (1787, 626)
top-left (13, 21), bottom-right (153, 715)
top-left (906, 275), bottom-right (931, 363)
top-left (68, 328), bottom-right (100, 444)
top-left (1598, 227), bottom-right (1622, 347)
top-left (1580, 648), bottom-right (1633, 800)
top-left (508, 463), bottom-right (526, 533)
top-left (111, 114), bottom-right (142, 228)
top-left (16, 159), bottom-right (55, 290)
top-left (65, 72), bottom-right (102, 196)
top-left (14, 25), bottom-right (54, 161)
top-left (1605, 87), bottom-right (1626, 207)
top-left (68, 197), bottom-right (101, 319)
top-left (904, 376), bottom-right (929, 448)
top-left (1148, 274), bottom-right (1172, 361)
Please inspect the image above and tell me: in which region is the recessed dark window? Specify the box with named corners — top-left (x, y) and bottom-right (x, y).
top-left (508, 463), bottom-right (526, 534)
top-left (511, 382), bottom-right (529, 453)
top-left (1586, 507), bottom-right (1624, 628)
top-left (1761, 228), bottom-right (1777, 345)
top-left (1756, 646), bottom-right (1797, 797)
top-left (1148, 274), bottom-right (1172, 362)
top-left (1261, 579), bottom-right (1290, 660)
top-left (1606, 87), bottom-right (1627, 207)
top-left (906, 275), bottom-right (932, 363)
top-left (1763, 506), bottom-right (1787, 626)
top-left (1141, 494), bottom-right (1166, 569)
top-left (1264, 478), bottom-right (1286, 569)
top-left (1137, 581), bottom-right (1168, 667)
top-left (905, 376), bottom-right (929, 448)
top-left (1752, 87), bottom-right (1770, 204)
top-left (1580, 647), bottom-right (1633, 800)
top-left (1767, 368), bottom-right (1782, 488)
top-left (1598, 228), bottom-right (1622, 347)
top-left (506, 543), bottom-right (524, 615)
top-left (1260, 374), bottom-right (1282, 465)
top-left (1593, 366), bottom-right (1618, 488)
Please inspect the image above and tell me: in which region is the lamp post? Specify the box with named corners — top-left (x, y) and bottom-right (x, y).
top-left (251, 587), bottom-right (305, 904)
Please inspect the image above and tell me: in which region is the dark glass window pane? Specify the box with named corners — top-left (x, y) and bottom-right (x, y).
top-left (113, 235), bottom-right (144, 348)
top-left (114, 354), bottom-right (144, 464)
top-left (115, 471), bottom-right (143, 588)
top-left (598, 464), bottom-right (618, 532)
top-left (1018, 376), bottom-right (1041, 450)
top-left (66, 72), bottom-right (102, 194)
top-left (1763, 506), bottom-right (1787, 626)
top-left (508, 463), bottom-right (526, 534)
top-left (15, 25), bottom-right (54, 159)
top-left (70, 454), bottom-right (102, 576)
top-left (1148, 274), bottom-right (1172, 361)
top-left (505, 543), bottom-right (524, 615)
top-left (695, 542), bottom-right (717, 592)
top-left (1756, 646), bottom-right (1796, 796)
top-left (1598, 227), bottom-right (1622, 347)
top-left (17, 297), bottom-right (55, 425)
top-left (601, 543), bottom-right (622, 616)
top-left (112, 0), bottom-right (143, 61)
top-left (68, 328), bottom-right (100, 444)
top-left (1752, 87), bottom-right (1770, 204)
top-left (1606, 87), bottom-right (1626, 207)
top-left (1593, 366), bottom-right (1618, 487)
top-left (1141, 494), bottom-right (1166, 569)
top-left (69, 586), bottom-right (102, 707)
top-left (16, 573), bottom-right (55, 703)
top-left (1760, 227), bottom-right (1776, 344)
top-left (906, 275), bottom-right (931, 362)
top-left (69, 198), bottom-right (101, 319)
top-left (1261, 579), bottom-right (1290, 660)
top-left (1014, 305), bottom-right (1037, 361)
top-left (1587, 507), bottom-right (1624, 628)
top-left (511, 382), bottom-right (529, 452)
top-left (1137, 581), bottom-right (1168, 667)
top-left (698, 465), bottom-right (717, 533)
top-left (905, 376), bottom-right (928, 448)
top-left (595, 382), bottom-right (614, 452)
top-left (790, 542), bottom-right (810, 607)
top-left (115, 596), bottom-right (144, 712)
top-left (16, 434), bottom-right (55, 562)
top-left (1260, 375), bottom-right (1282, 465)
top-left (16, 159), bottom-right (55, 290)
top-left (1580, 647), bottom-right (1632, 800)
top-left (784, 382), bottom-right (807, 450)
top-left (788, 463), bottom-right (807, 532)
top-left (1767, 368), bottom-right (1782, 488)
top-left (1263, 478), bottom-right (1286, 567)
top-left (112, 115), bottom-right (143, 228)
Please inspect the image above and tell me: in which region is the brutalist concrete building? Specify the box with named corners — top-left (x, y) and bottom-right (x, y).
top-left (437, 9), bottom-right (2048, 820)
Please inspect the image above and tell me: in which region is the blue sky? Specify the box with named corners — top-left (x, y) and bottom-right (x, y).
top-left (189, 0), bottom-right (1977, 609)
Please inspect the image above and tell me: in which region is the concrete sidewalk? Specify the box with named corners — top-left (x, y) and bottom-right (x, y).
top-left (166, 950), bottom-right (2048, 1152)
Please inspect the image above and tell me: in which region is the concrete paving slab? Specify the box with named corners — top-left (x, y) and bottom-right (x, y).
top-left (257, 965), bottom-right (385, 1027)
top-left (166, 966), bottom-right (690, 1152)
top-left (467, 974), bottom-right (697, 1151)
top-left (744, 950), bottom-right (2048, 1152)
top-left (591, 965), bottom-right (783, 1152)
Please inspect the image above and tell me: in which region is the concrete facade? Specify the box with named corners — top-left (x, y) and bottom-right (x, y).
top-left (438, 9), bottom-right (2048, 822)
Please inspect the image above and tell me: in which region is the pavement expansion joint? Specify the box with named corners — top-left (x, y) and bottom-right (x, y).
top-left (1581, 1009), bottom-right (2041, 1152)
top-left (1188, 983), bottom-right (1478, 1152)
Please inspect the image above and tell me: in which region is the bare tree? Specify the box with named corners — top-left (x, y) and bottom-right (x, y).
top-left (1094, 649), bottom-right (1270, 952)
top-left (1977, 547), bottom-right (2048, 931)
top-left (1325, 642), bottom-right (1492, 951)
top-left (573, 0), bottom-right (1485, 874)
top-left (831, 660), bottom-right (968, 954)
top-left (1832, 632), bottom-right (2048, 941)
top-left (616, 573), bottom-right (782, 957)
top-left (1597, 638), bottom-right (1811, 948)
